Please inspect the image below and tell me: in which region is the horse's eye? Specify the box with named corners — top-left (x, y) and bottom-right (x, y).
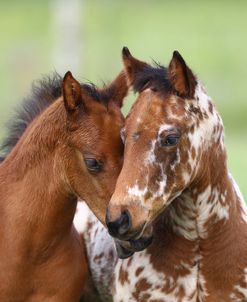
top-left (161, 135), bottom-right (180, 147)
top-left (84, 158), bottom-right (102, 172)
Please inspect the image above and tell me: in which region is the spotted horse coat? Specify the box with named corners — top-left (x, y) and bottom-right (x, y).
top-left (75, 49), bottom-right (247, 302)
top-left (75, 179), bottom-right (247, 302)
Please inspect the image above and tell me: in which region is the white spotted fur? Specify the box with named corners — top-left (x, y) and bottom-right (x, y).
top-left (73, 80), bottom-right (247, 301)
top-left (74, 204), bottom-right (202, 302)
top-left (230, 268), bottom-right (247, 301)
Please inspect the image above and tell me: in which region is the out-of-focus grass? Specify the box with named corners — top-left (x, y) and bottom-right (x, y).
top-left (0, 0), bottom-right (246, 199)
top-left (83, 0), bottom-right (247, 135)
top-left (0, 1), bottom-right (51, 134)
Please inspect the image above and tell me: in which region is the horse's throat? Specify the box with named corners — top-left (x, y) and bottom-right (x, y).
top-left (168, 173), bottom-right (246, 242)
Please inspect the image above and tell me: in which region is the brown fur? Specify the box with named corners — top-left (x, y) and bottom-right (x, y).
top-left (0, 71), bottom-right (128, 301)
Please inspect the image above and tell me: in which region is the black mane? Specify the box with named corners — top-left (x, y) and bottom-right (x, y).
top-left (0, 73), bottom-right (63, 159)
top-left (133, 63), bottom-right (171, 94)
top-left (0, 73), bottom-right (110, 160)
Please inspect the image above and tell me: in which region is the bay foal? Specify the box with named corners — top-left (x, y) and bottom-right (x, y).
top-left (101, 48), bottom-right (247, 301)
top-left (0, 71), bottom-right (127, 301)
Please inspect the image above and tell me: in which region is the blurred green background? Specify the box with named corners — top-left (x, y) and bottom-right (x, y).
top-left (0, 0), bottom-right (246, 198)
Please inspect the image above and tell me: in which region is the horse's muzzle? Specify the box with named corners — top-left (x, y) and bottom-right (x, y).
top-left (106, 209), bottom-right (132, 239)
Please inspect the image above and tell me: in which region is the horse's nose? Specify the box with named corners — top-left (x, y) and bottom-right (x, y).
top-left (105, 209), bottom-right (131, 238)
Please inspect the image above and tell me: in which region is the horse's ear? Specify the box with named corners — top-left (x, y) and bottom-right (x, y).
top-left (122, 47), bottom-right (148, 86)
top-left (62, 71), bottom-right (86, 112)
top-left (106, 71), bottom-right (128, 108)
top-left (168, 51), bottom-right (197, 99)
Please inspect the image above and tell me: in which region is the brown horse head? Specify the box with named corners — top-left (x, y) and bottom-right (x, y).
top-left (1, 71), bottom-right (128, 225)
top-left (106, 48), bottom-right (224, 247)
top-left (61, 71), bottom-right (128, 222)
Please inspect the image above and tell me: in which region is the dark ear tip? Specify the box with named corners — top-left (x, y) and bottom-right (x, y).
top-left (173, 50), bottom-right (181, 58)
top-left (172, 50), bottom-right (186, 64)
top-left (122, 47), bottom-right (131, 58)
top-left (63, 71), bottom-right (73, 81)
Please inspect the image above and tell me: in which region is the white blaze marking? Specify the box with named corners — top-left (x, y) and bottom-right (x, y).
top-left (128, 184), bottom-right (148, 199)
top-left (154, 176), bottom-right (167, 198)
top-left (171, 148), bottom-right (181, 171)
top-left (145, 139), bottom-right (156, 165)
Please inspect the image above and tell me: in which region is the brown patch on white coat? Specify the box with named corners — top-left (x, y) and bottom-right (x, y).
top-left (103, 48), bottom-right (247, 301)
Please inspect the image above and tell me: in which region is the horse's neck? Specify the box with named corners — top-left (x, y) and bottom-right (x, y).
top-left (0, 100), bottom-right (77, 258)
top-left (0, 156), bottom-right (76, 242)
top-left (167, 171), bottom-right (247, 243)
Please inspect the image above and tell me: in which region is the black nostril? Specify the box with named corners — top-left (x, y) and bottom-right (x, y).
top-left (105, 209), bottom-right (132, 238)
top-left (118, 210), bottom-right (131, 235)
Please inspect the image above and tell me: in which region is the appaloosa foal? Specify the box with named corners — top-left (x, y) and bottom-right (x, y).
top-left (78, 48), bottom-right (247, 302)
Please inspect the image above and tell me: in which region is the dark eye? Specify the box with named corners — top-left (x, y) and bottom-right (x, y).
top-left (161, 135), bottom-right (180, 147)
top-left (84, 158), bottom-right (102, 172)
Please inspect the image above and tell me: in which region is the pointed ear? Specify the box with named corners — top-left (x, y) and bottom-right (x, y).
top-left (168, 51), bottom-right (197, 99)
top-left (62, 71), bottom-right (86, 112)
top-left (106, 71), bottom-right (128, 108)
top-left (122, 47), bottom-right (148, 86)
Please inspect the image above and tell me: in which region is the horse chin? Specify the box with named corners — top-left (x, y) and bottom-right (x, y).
top-left (114, 222), bottom-right (154, 258)
top-left (115, 240), bottom-right (135, 259)
top-left (129, 235), bottom-right (153, 251)
top-left (114, 235), bottom-right (153, 259)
